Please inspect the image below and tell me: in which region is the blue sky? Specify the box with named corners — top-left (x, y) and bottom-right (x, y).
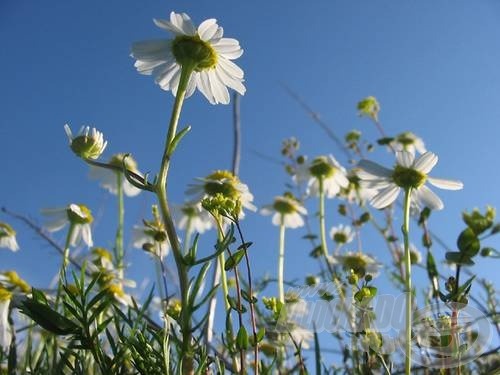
top-left (1, 0), bottom-right (499, 357)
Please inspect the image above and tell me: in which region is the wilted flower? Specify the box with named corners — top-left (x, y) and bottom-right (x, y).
top-left (389, 132), bottom-right (426, 155)
top-left (358, 151), bottom-right (463, 210)
top-left (329, 251), bottom-right (380, 277)
top-left (187, 170), bottom-right (256, 219)
top-left (42, 204), bottom-right (94, 247)
top-left (175, 202), bottom-right (213, 234)
top-left (89, 153), bottom-right (141, 197)
top-left (296, 155), bottom-right (349, 198)
top-left (0, 222), bottom-right (19, 252)
top-left (64, 124), bottom-right (107, 160)
top-left (330, 224), bottom-right (355, 245)
top-left (0, 287), bottom-right (12, 350)
top-left (261, 193), bottom-right (307, 229)
top-left (132, 11), bottom-right (245, 105)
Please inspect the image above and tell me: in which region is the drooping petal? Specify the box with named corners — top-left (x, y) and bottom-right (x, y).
top-left (415, 185), bottom-right (443, 210)
top-left (357, 160), bottom-right (393, 178)
top-left (370, 184), bottom-right (401, 209)
top-left (413, 152), bottom-right (438, 174)
top-left (427, 177), bottom-right (463, 191)
top-left (396, 151), bottom-right (415, 168)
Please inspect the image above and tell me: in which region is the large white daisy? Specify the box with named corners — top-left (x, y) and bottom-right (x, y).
top-left (42, 204), bottom-right (94, 247)
top-left (132, 11), bottom-right (245, 105)
top-left (357, 151), bottom-right (463, 210)
top-left (261, 194), bottom-right (307, 229)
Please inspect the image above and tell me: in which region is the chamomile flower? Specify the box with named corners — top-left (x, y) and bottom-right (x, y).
top-left (301, 155), bottom-right (349, 198)
top-left (330, 224), bottom-right (355, 245)
top-left (64, 124), bottom-right (107, 160)
top-left (175, 202), bottom-right (213, 234)
top-left (340, 171), bottom-right (377, 205)
top-left (186, 170), bottom-right (256, 219)
top-left (329, 251), bottom-right (380, 277)
top-left (358, 151), bottom-right (463, 210)
top-left (261, 194), bottom-right (307, 229)
top-left (89, 153), bottom-right (141, 197)
top-left (42, 204), bottom-right (94, 247)
top-left (0, 222), bottom-right (19, 252)
top-left (132, 213), bottom-right (170, 260)
top-left (0, 287), bottom-right (12, 350)
top-left (389, 132), bottom-right (426, 155)
top-left (132, 11), bottom-right (245, 105)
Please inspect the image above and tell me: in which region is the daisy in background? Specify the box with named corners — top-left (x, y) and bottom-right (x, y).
top-left (89, 153), bottom-right (141, 197)
top-left (132, 11), bottom-right (245, 105)
top-left (357, 151), bottom-right (463, 210)
top-left (186, 170), bottom-right (256, 220)
top-left (329, 251), bottom-right (381, 278)
top-left (261, 193), bottom-right (307, 229)
top-left (174, 201), bottom-right (213, 234)
top-left (330, 224), bottom-right (355, 246)
top-left (396, 243), bottom-right (422, 265)
top-left (0, 271), bottom-right (30, 294)
top-left (0, 222), bottom-right (19, 252)
top-left (389, 132), bottom-right (426, 155)
top-left (296, 155), bottom-right (349, 198)
top-left (339, 171), bottom-right (377, 205)
top-left (132, 205), bottom-right (170, 260)
top-left (42, 204), bottom-right (94, 247)
top-left (64, 124), bottom-right (107, 160)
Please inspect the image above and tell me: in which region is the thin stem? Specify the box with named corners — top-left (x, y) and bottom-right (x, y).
top-left (154, 64), bottom-right (194, 374)
top-left (55, 223), bottom-right (75, 309)
top-left (232, 92), bottom-right (241, 176)
top-left (402, 187), bottom-right (413, 375)
top-left (278, 217), bottom-right (286, 304)
top-left (115, 173), bottom-right (125, 279)
top-left (318, 177), bottom-right (328, 258)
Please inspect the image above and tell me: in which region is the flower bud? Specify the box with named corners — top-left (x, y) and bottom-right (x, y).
top-left (64, 124), bottom-right (107, 159)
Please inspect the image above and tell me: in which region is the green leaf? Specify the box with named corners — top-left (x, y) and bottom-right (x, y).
top-left (237, 241), bottom-right (253, 251)
top-left (445, 251), bottom-right (474, 266)
top-left (376, 137), bottom-right (394, 146)
top-left (224, 250), bottom-right (246, 271)
top-left (167, 125), bottom-right (191, 156)
top-left (426, 251), bottom-right (439, 292)
top-left (457, 228), bottom-right (480, 257)
top-left (20, 299), bottom-right (80, 335)
top-left (236, 326), bottom-right (249, 350)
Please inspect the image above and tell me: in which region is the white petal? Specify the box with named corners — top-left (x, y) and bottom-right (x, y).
top-left (214, 63), bottom-right (246, 95)
top-left (64, 124), bottom-right (73, 142)
top-left (396, 151), bottom-right (414, 168)
top-left (360, 178), bottom-right (392, 189)
top-left (415, 185), bottom-right (443, 210)
top-left (196, 71), bottom-right (215, 104)
top-left (427, 177), bottom-right (463, 191)
top-left (413, 152), bottom-right (438, 174)
top-left (153, 18), bottom-right (183, 34)
top-left (357, 160), bottom-right (393, 178)
top-left (284, 212), bottom-right (304, 229)
top-left (123, 181), bottom-right (141, 197)
top-left (370, 185), bottom-right (401, 209)
top-left (81, 224), bottom-right (93, 247)
top-left (260, 206), bottom-right (274, 216)
top-left (207, 70), bottom-right (229, 104)
top-left (198, 19), bottom-right (218, 41)
top-left (217, 57), bottom-right (244, 79)
top-left (334, 171), bottom-right (349, 188)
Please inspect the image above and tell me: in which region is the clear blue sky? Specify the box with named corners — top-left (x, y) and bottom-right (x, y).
top-left (1, 0), bottom-right (499, 353)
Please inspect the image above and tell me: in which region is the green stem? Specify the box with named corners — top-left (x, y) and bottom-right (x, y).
top-left (154, 64), bottom-right (195, 374)
top-left (55, 223), bottom-right (76, 309)
top-left (115, 173), bottom-right (124, 279)
top-left (278, 217), bottom-right (286, 304)
top-left (318, 178), bottom-right (328, 258)
top-left (402, 188), bottom-right (413, 375)
top-left (182, 216), bottom-right (193, 255)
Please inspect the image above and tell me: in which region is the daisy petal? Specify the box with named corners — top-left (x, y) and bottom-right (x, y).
top-left (370, 185), bottom-right (401, 209)
top-left (396, 151), bottom-right (415, 168)
top-left (358, 160), bottom-right (393, 178)
top-left (414, 152), bottom-right (438, 174)
top-left (198, 19), bottom-right (218, 41)
top-left (415, 185), bottom-right (443, 210)
top-left (427, 177), bottom-right (463, 190)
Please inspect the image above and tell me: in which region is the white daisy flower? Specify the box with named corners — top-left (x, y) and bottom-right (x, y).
top-left (302, 155), bottom-right (349, 198)
top-left (89, 153), bottom-right (141, 197)
top-left (131, 11), bottom-right (245, 105)
top-left (186, 170), bottom-right (256, 219)
top-left (330, 224), bottom-right (355, 245)
top-left (261, 194), bottom-right (307, 229)
top-left (132, 222), bottom-right (170, 260)
top-left (175, 202), bottom-right (213, 234)
top-left (42, 204), bottom-right (94, 247)
top-left (0, 222), bottom-right (19, 252)
top-left (64, 124), bottom-right (107, 160)
top-left (358, 151), bottom-right (463, 210)
top-left (389, 131), bottom-right (426, 155)
top-left (340, 170), bottom-right (377, 204)
top-left (329, 251), bottom-right (380, 277)
top-left (0, 287), bottom-right (12, 350)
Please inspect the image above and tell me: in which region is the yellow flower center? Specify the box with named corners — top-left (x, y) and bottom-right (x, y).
top-left (392, 165), bottom-right (427, 189)
top-left (309, 157), bottom-right (335, 179)
top-left (0, 287), bottom-right (12, 302)
top-left (0, 222), bottom-right (15, 238)
top-left (67, 204), bottom-right (93, 225)
top-left (273, 197), bottom-right (297, 215)
top-left (204, 171), bottom-right (240, 199)
top-left (172, 35), bottom-right (218, 71)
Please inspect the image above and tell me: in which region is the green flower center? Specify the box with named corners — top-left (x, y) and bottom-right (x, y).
top-left (172, 35), bottom-right (217, 71)
top-left (273, 198), bottom-right (296, 215)
top-left (0, 222), bottom-right (15, 238)
top-left (181, 206), bottom-right (197, 217)
top-left (397, 133), bottom-right (415, 147)
top-left (70, 136), bottom-right (103, 160)
top-left (392, 165), bottom-right (426, 189)
top-left (309, 157), bottom-right (335, 178)
top-left (333, 232), bottom-right (347, 244)
top-left (67, 204), bottom-right (93, 225)
top-left (204, 181), bottom-right (238, 199)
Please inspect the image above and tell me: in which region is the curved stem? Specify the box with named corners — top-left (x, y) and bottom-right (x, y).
top-left (318, 178), bottom-right (329, 258)
top-left (402, 188), bottom-right (413, 375)
top-left (154, 64), bottom-right (194, 374)
top-left (115, 173), bottom-right (124, 279)
top-left (278, 217), bottom-right (286, 304)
